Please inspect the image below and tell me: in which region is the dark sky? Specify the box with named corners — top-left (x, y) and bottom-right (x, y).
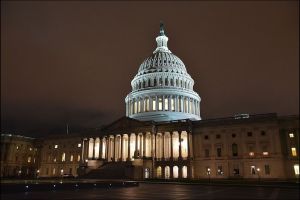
top-left (1, 1), bottom-right (299, 137)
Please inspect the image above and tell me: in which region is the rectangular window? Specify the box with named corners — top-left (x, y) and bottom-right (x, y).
top-left (294, 164), bottom-right (299, 175)
top-left (78, 143), bottom-right (81, 148)
top-left (158, 98), bottom-right (163, 111)
top-left (70, 155), bottom-right (74, 162)
top-left (217, 148), bottom-right (222, 157)
top-left (232, 144), bottom-right (238, 156)
top-left (289, 133), bottom-right (294, 138)
top-left (291, 147), bottom-right (297, 156)
top-left (205, 149), bottom-right (209, 157)
top-left (265, 165), bottom-right (270, 175)
top-left (54, 157), bottom-right (57, 162)
top-left (251, 166), bottom-right (256, 175)
top-left (134, 101), bottom-right (137, 114)
top-left (138, 100), bottom-right (141, 113)
top-left (171, 98), bottom-right (175, 111)
top-left (54, 145), bottom-right (58, 149)
top-left (27, 156), bottom-right (31, 163)
top-left (53, 168), bottom-right (56, 175)
top-left (62, 153), bottom-right (66, 162)
top-left (249, 152), bottom-right (254, 156)
top-left (152, 98), bottom-right (156, 111)
top-left (164, 98), bottom-right (169, 111)
top-left (77, 155), bottom-right (81, 162)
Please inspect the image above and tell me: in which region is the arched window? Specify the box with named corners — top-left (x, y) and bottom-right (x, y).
top-left (157, 166), bottom-right (162, 178)
top-left (159, 77), bottom-right (163, 86)
top-left (158, 97), bottom-right (163, 111)
top-left (170, 78), bottom-right (174, 86)
top-left (232, 143), bottom-right (238, 156)
top-left (154, 78), bottom-right (157, 86)
top-left (61, 153), bottom-right (65, 162)
top-left (164, 97), bottom-right (169, 111)
top-left (176, 79), bottom-right (179, 87)
top-left (182, 166), bottom-right (188, 178)
top-left (165, 166), bottom-right (170, 179)
top-left (143, 80), bottom-right (146, 88)
top-left (173, 166), bottom-right (179, 178)
top-left (148, 79), bottom-right (151, 87)
top-left (165, 78), bottom-right (168, 86)
top-left (152, 97), bottom-right (156, 111)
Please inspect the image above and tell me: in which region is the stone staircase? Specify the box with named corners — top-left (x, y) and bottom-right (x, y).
top-left (80, 161), bottom-right (138, 179)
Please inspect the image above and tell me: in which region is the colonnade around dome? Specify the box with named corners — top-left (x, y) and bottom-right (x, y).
top-left (126, 95), bottom-right (200, 118)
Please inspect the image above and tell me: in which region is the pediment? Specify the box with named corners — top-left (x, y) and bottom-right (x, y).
top-left (102, 116), bottom-right (151, 133)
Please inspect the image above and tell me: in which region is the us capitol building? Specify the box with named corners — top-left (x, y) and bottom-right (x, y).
top-left (1, 24), bottom-right (299, 180)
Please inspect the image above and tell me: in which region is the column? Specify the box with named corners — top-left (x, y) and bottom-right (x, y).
top-left (156, 96), bottom-right (158, 111)
top-left (187, 132), bottom-right (190, 158)
top-left (128, 134), bottom-right (131, 161)
top-left (154, 133), bottom-right (157, 159)
top-left (150, 96), bottom-right (153, 111)
top-left (170, 133), bottom-right (173, 160)
top-left (121, 135), bottom-right (124, 161)
top-left (179, 132), bottom-right (182, 159)
top-left (106, 137), bottom-right (109, 161)
top-left (162, 96), bottom-right (165, 111)
top-left (81, 138), bottom-right (85, 164)
top-left (175, 96), bottom-right (178, 112)
top-left (113, 136), bottom-right (116, 161)
top-left (143, 133), bottom-right (146, 158)
top-left (162, 133), bottom-right (165, 160)
top-left (93, 138), bottom-right (96, 159)
top-left (135, 133), bottom-right (138, 158)
top-left (141, 97), bottom-right (144, 113)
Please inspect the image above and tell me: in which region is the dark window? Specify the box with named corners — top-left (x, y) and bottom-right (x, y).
top-left (233, 168), bottom-right (239, 175)
top-left (69, 168), bottom-right (72, 174)
top-left (217, 148), bottom-right (222, 157)
top-left (205, 149), bottom-right (210, 157)
top-left (232, 144), bottom-right (238, 156)
top-left (49, 145), bottom-right (51, 149)
top-left (204, 135), bottom-right (209, 140)
top-left (15, 156), bottom-right (18, 161)
top-left (232, 134), bottom-right (236, 138)
top-left (261, 131), bottom-right (266, 136)
top-left (247, 132), bottom-right (253, 137)
top-left (216, 134), bottom-right (221, 139)
top-left (265, 165), bottom-right (270, 175)
top-left (251, 167), bottom-right (256, 175)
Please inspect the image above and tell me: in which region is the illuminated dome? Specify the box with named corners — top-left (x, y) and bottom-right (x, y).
top-left (125, 23), bottom-right (201, 122)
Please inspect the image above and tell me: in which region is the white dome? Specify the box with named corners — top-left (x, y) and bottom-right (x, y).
top-left (125, 23), bottom-right (201, 122)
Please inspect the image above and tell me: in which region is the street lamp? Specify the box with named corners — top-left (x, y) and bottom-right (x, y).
top-left (36, 169), bottom-right (40, 179)
top-left (207, 168), bottom-right (211, 183)
top-left (257, 168), bottom-right (261, 182)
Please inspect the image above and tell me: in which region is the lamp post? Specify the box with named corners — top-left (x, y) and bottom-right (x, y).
top-left (36, 169), bottom-right (40, 179)
top-left (257, 168), bottom-right (260, 182)
top-left (207, 168), bottom-right (211, 183)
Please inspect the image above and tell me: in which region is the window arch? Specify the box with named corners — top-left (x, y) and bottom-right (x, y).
top-left (157, 166), bottom-right (162, 178)
top-left (182, 166), bottom-right (188, 178)
top-left (165, 166), bottom-right (170, 179)
top-left (173, 166), bottom-right (179, 178)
